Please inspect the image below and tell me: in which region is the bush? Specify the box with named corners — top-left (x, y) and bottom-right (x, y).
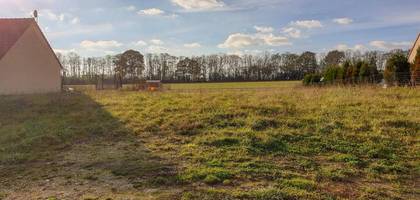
top-left (385, 52), bottom-right (410, 86)
top-left (305, 60), bottom-right (381, 86)
top-left (303, 73), bottom-right (322, 85)
top-left (359, 62), bottom-right (370, 82)
top-left (352, 61), bottom-right (363, 82)
top-left (324, 66), bottom-right (340, 83)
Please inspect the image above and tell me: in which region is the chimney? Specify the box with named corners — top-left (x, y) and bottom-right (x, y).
top-left (33, 10), bottom-right (38, 23)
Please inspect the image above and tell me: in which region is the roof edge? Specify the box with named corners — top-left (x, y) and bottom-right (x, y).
top-left (0, 18), bottom-right (35, 61)
top-left (31, 19), bottom-right (64, 70)
top-left (0, 18), bottom-right (34, 20)
top-left (408, 33), bottom-right (420, 58)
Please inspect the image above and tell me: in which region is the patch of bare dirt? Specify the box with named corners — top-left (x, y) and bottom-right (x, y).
top-left (0, 135), bottom-right (183, 200)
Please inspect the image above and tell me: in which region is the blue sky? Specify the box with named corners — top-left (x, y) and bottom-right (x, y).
top-left (1, 0), bottom-right (420, 56)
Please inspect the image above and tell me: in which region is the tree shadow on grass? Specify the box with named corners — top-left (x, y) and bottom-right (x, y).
top-left (0, 92), bottom-right (180, 199)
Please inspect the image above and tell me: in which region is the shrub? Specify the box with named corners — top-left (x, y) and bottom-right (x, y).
top-left (385, 52), bottom-right (410, 86)
top-left (359, 62), bottom-right (370, 82)
top-left (303, 74), bottom-right (311, 85)
top-left (324, 66), bottom-right (340, 83)
top-left (342, 60), bottom-right (352, 83)
top-left (352, 61), bottom-right (363, 82)
top-left (336, 66), bottom-right (345, 83)
top-left (306, 60), bottom-right (380, 85)
top-left (303, 73), bottom-right (322, 85)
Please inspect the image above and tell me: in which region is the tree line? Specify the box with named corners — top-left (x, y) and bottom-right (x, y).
top-left (304, 48), bottom-right (419, 86)
top-left (56, 49), bottom-right (402, 85)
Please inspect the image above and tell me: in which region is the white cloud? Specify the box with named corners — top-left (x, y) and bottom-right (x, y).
top-left (227, 50), bottom-right (244, 56)
top-left (147, 45), bottom-right (169, 53)
top-left (335, 44), bottom-right (350, 51)
top-left (280, 19), bottom-right (321, 39)
top-left (134, 40), bottom-right (148, 46)
top-left (244, 49), bottom-right (264, 55)
top-left (80, 40), bottom-right (123, 50)
top-left (150, 39), bottom-right (164, 45)
top-left (369, 40), bottom-right (411, 50)
top-left (126, 5), bottom-right (136, 11)
top-left (138, 8), bottom-right (165, 16)
top-left (171, 0), bottom-right (225, 11)
top-left (218, 33), bottom-right (259, 48)
top-left (354, 44), bottom-right (366, 51)
top-left (291, 20), bottom-right (323, 29)
top-left (228, 49), bottom-right (272, 56)
top-left (260, 34), bottom-right (290, 46)
top-left (335, 41), bottom-right (410, 51)
top-left (218, 32), bottom-right (290, 49)
top-left (184, 42), bottom-right (202, 48)
top-left (254, 26), bottom-right (274, 33)
top-left (333, 18), bottom-right (353, 25)
top-left (104, 50), bottom-right (116, 55)
top-left (54, 48), bottom-right (77, 55)
top-left (282, 27), bottom-right (302, 38)
top-left (39, 9), bottom-right (81, 26)
top-left (335, 44), bottom-right (366, 51)
top-left (70, 17), bottom-right (80, 25)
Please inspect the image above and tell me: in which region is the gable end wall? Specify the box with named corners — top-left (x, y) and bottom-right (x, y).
top-left (0, 23), bottom-right (61, 95)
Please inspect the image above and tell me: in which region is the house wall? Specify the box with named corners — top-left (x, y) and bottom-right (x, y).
top-left (0, 22), bottom-right (61, 95)
top-left (409, 35), bottom-right (420, 64)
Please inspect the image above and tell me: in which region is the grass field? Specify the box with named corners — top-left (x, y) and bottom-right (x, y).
top-left (0, 82), bottom-right (419, 199)
top-left (165, 81), bottom-right (300, 90)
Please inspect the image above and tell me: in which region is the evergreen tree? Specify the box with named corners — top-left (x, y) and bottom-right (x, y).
top-left (385, 52), bottom-right (410, 86)
top-left (359, 62), bottom-right (370, 83)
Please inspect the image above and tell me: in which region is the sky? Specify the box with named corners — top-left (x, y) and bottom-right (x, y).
top-left (1, 0), bottom-right (420, 57)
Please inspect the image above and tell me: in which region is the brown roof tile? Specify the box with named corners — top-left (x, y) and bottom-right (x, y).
top-left (0, 18), bottom-right (34, 60)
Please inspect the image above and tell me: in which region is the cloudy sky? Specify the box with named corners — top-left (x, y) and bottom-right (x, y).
top-left (1, 0), bottom-right (420, 56)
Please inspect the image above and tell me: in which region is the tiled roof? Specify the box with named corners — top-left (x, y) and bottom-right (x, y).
top-left (0, 18), bottom-right (34, 60)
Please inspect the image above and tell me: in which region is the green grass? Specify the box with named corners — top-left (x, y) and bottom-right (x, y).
top-left (0, 82), bottom-right (419, 199)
